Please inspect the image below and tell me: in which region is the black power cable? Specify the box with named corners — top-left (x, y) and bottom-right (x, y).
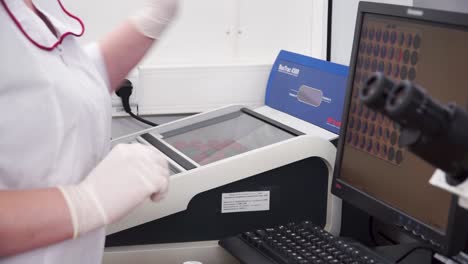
top-left (127, 111), bottom-right (158, 127)
top-left (116, 79), bottom-right (159, 127)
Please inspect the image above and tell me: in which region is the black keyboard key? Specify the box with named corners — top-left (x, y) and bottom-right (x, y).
top-left (361, 256), bottom-right (370, 262)
top-left (289, 252), bottom-right (299, 258)
top-left (242, 231), bottom-right (255, 240)
top-left (313, 248), bottom-right (324, 255)
top-left (318, 252), bottom-right (328, 258)
top-left (337, 254), bottom-right (347, 260)
top-left (258, 242), bottom-right (295, 264)
top-left (306, 255), bottom-right (319, 261)
top-left (323, 255), bottom-right (334, 261)
top-left (345, 246), bottom-right (355, 253)
top-left (310, 237), bottom-right (320, 243)
top-left (256, 230), bottom-right (267, 238)
top-left (323, 256), bottom-right (336, 262)
top-left (252, 238), bottom-right (263, 247)
top-left (307, 245), bottom-right (318, 251)
top-left (302, 242), bottom-right (312, 247)
top-left (316, 241), bottom-right (326, 248)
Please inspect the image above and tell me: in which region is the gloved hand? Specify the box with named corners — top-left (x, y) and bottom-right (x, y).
top-left (58, 143), bottom-right (169, 238)
top-left (130, 0), bottom-right (180, 39)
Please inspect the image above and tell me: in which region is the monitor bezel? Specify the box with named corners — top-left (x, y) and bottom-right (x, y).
top-left (332, 1), bottom-right (468, 256)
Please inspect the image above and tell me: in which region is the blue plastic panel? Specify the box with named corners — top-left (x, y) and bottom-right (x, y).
top-left (265, 50), bottom-right (349, 134)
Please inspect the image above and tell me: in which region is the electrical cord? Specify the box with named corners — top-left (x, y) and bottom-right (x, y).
top-left (128, 111), bottom-right (159, 127)
top-left (116, 79), bottom-right (159, 127)
top-left (395, 246), bottom-right (434, 263)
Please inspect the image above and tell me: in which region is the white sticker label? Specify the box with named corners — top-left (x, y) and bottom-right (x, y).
top-left (221, 191), bottom-right (270, 213)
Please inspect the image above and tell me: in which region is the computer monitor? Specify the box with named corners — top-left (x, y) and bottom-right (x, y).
top-left (332, 2), bottom-right (468, 256)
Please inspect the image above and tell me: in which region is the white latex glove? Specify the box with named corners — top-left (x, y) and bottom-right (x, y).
top-left (130, 0), bottom-right (180, 39)
top-left (59, 143), bottom-right (169, 238)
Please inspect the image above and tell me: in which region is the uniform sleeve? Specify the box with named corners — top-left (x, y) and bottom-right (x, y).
top-left (83, 42), bottom-right (111, 91)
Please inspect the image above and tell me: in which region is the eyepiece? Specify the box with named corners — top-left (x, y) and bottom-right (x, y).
top-left (386, 81), bottom-right (413, 117)
top-left (385, 80), bottom-right (449, 136)
top-left (360, 72), bottom-right (396, 112)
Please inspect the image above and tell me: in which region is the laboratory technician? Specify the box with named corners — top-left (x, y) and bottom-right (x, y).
top-left (0, 0), bottom-right (178, 263)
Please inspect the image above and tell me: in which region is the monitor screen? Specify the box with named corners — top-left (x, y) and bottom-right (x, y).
top-left (335, 8), bottom-right (468, 237)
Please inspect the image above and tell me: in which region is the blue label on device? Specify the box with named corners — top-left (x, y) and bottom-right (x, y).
top-left (265, 50), bottom-right (349, 134)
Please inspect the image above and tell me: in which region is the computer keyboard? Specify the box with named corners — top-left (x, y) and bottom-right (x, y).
top-left (219, 221), bottom-right (393, 264)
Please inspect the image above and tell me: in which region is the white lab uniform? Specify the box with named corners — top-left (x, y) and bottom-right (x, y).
top-left (0, 0), bottom-right (111, 263)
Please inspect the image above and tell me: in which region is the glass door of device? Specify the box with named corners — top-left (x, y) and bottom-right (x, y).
top-left (160, 109), bottom-right (298, 165)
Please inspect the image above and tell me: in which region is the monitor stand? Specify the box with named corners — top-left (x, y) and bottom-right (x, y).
top-left (369, 219), bottom-right (434, 263)
top-left (373, 243), bottom-right (433, 264)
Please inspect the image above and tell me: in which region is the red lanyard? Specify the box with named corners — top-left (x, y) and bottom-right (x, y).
top-left (0, 0), bottom-right (85, 51)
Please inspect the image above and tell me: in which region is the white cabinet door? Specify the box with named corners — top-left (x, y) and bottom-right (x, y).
top-left (146, 0), bottom-right (238, 65)
top-left (236, 0), bottom-right (327, 63)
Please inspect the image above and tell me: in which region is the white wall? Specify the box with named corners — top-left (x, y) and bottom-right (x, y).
top-left (413, 0), bottom-right (468, 13)
top-left (331, 0), bottom-right (413, 65)
top-left (62, 0), bottom-right (328, 66)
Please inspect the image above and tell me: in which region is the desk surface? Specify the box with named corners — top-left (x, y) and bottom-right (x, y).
top-left (103, 241), bottom-right (239, 264)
